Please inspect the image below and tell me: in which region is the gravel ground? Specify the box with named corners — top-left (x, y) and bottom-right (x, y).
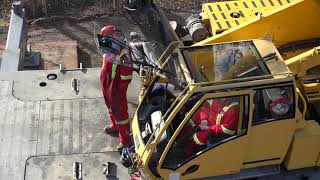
top-left (158, 0), bottom-right (217, 12)
top-left (0, 16), bottom-right (144, 69)
top-left (0, 0), bottom-right (223, 27)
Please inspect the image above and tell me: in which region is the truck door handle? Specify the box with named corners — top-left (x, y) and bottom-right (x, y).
top-left (182, 165), bottom-right (200, 176)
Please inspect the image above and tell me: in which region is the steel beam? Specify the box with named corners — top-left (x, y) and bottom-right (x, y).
top-left (0, 0), bottom-right (27, 72)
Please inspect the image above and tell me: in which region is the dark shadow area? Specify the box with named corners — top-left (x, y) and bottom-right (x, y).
top-left (54, 25), bottom-right (97, 53)
top-left (23, 53), bottom-right (44, 70)
top-left (107, 131), bottom-right (119, 138)
top-left (163, 9), bottom-right (191, 25)
top-left (54, 24), bottom-right (99, 67)
top-left (78, 48), bottom-right (92, 68)
top-left (72, 23), bottom-right (95, 39)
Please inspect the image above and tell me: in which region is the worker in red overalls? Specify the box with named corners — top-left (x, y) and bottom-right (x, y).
top-left (99, 24), bottom-right (133, 150)
top-left (183, 97), bottom-right (240, 155)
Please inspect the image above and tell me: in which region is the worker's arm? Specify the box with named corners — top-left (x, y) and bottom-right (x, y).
top-left (209, 108), bottom-right (239, 136)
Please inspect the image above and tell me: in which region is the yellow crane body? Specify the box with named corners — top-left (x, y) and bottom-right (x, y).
top-left (126, 0), bottom-right (320, 179)
top-left (197, 0), bottom-right (320, 49)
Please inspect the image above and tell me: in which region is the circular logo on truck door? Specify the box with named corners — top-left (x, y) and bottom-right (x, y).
top-left (269, 96), bottom-right (291, 115)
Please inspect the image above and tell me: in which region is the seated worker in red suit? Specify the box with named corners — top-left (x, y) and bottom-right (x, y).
top-left (181, 97), bottom-right (240, 155)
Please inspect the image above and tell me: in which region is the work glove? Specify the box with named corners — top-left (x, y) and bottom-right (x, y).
top-left (199, 120), bottom-right (210, 131)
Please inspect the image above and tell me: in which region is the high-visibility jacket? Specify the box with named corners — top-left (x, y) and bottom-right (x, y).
top-left (189, 99), bottom-right (240, 146)
top-left (100, 48), bottom-right (133, 145)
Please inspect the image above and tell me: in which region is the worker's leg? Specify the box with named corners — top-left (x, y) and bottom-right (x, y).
top-left (110, 65), bottom-right (133, 145)
top-left (100, 62), bottom-right (117, 131)
top-left (101, 89), bottom-right (117, 128)
top-left (109, 93), bottom-right (132, 145)
top-left (116, 78), bottom-right (132, 145)
top-left (117, 123), bottom-right (131, 145)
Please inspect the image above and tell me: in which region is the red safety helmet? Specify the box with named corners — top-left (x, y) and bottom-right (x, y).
top-left (100, 24), bottom-right (126, 43)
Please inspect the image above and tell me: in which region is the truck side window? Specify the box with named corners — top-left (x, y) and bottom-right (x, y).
top-left (162, 95), bottom-right (249, 170)
top-left (252, 86), bottom-right (294, 125)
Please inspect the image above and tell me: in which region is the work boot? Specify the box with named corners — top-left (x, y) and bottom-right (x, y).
top-left (117, 142), bottom-right (132, 152)
top-left (104, 125), bottom-right (118, 134)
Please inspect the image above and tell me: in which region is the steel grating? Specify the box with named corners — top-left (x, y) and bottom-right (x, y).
top-left (202, 0), bottom-right (296, 33)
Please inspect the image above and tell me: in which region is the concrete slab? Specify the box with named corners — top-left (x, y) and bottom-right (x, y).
top-left (25, 153), bottom-right (130, 180)
top-left (0, 68), bottom-right (142, 179)
top-left (12, 68), bottom-right (102, 101)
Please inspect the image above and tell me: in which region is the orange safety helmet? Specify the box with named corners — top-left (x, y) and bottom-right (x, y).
top-left (100, 24), bottom-right (126, 43)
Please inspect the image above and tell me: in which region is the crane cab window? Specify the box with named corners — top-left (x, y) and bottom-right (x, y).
top-left (253, 86), bottom-right (295, 125)
top-left (162, 95), bottom-right (249, 169)
top-left (181, 41), bottom-right (269, 82)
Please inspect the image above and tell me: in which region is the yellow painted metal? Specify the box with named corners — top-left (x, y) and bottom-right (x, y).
top-left (244, 119), bottom-right (296, 169)
top-left (134, 84), bottom-right (198, 180)
top-left (318, 154), bottom-right (320, 167)
top-left (296, 88), bottom-right (307, 123)
top-left (157, 90), bottom-right (254, 179)
top-left (281, 48), bottom-right (313, 60)
top-left (253, 39), bottom-right (291, 75)
top-left (303, 81), bottom-right (320, 102)
top-left (285, 46), bottom-right (320, 102)
top-left (168, 136), bottom-right (249, 179)
top-left (284, 120), bottom-right (320, 169)
top-left (285, 46), bottom-right (320, 78)
top-left (177, 50), bottom-right (193, 84)
top-left (131, 37), bottom-right (320, 178)
top-left (201, 0), bottom-right (295, 34)
top-left (197, 0), bottom-right (320, 48)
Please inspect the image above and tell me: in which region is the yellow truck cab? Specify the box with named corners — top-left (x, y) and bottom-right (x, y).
top-left (131, 39), bottom-right (320, 179)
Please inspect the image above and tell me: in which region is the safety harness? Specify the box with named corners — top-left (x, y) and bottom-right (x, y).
top-left (111, 49), bottom-right (132, 80)
top-left (103, 49), bottom-right (133, 81)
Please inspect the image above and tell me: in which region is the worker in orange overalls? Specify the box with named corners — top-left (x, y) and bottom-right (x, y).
top-left (183, 97), bottom-right (240, 155)
top-left (99, 24), bottom-right (133, 150)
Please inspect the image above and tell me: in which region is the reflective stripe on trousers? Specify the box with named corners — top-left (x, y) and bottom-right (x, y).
top-left (115, 118), bottom-right (130, 125)
top-left (120, 74), bottom-right (132, 80)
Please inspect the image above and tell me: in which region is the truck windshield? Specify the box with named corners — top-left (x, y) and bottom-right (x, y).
top-left (180, 41), bottom-right (269, 82)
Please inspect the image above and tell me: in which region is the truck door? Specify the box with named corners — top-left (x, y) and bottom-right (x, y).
top-left (156, 90), bottom-right (254, 179)
top-left (243, 83), bottom-right (296, 168)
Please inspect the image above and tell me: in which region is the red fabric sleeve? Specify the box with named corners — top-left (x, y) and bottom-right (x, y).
top-left (209, 107), bottom-right (239, 136)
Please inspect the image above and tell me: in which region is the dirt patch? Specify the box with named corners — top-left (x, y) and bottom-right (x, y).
top-left (24, 16), bottom-right (143, 68)
top-left (0, 0), bottom-right (221, 27)
top-left (31, 40), bottom-right (79, 70)
top-left (0, 0), bottom-right (211, 69)
top-left (158, 0), bottom-right (214, 13)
